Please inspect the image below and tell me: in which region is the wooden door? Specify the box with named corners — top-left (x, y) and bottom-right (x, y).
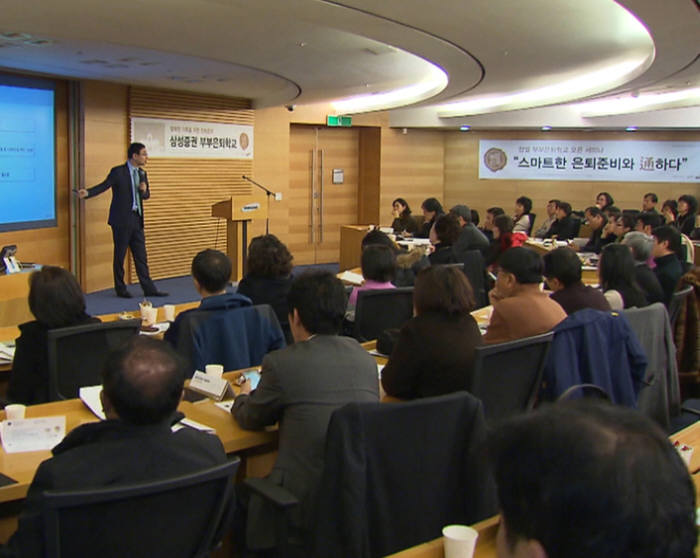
top-left (288, 125), bottom-right (359, 265)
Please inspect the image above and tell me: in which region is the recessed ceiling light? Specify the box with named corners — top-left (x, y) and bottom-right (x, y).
top-left (541, 126), bottom-right (552, 131)
top-left (460, 125), bottom-right (471, 131)
top-left (625, 126), bottom-right (638, 131)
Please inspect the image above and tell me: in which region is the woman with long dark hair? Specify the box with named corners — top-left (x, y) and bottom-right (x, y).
top-left (416, 197), bottom-right (444, 238)
top-left (598, 244), bottom-right (648, 310)
top-left (391, 198), bottom-right (418, 235)
top-left (8, 266), bottom-right (99, 404)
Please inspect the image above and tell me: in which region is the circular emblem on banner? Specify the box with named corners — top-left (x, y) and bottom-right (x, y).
top-left (484, 148), bottom-right (507, 172)
top-left (239, 133), bottom-right (250, 150)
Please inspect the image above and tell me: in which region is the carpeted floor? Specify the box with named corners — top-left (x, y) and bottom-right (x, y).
top-left (85, 262), bottom-right (340, 316)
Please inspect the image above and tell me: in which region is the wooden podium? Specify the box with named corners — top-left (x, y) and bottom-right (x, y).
top-left (211, 195), bottom-right (268, 281)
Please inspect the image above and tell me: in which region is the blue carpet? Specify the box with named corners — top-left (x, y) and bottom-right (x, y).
top-left (85, 262), bottom-right (340, 316)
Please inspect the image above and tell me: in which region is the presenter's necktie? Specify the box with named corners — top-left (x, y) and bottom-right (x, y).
top-left (132, 168), bottom-right (142, 215)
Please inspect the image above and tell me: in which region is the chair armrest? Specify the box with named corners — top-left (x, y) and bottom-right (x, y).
top-left (243, 478), bottom-right (299, 510)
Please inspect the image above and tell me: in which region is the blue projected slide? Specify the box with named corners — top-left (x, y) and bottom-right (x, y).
top-left (0, 75), bottom-right (55, 232)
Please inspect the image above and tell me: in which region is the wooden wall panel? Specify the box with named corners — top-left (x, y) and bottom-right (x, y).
top-left (358, 127), bottom-right (381, 224)
top-left (379, 129), bottom-right (445, 227)
top-left (127, 88), bottom-right (254, 281)
top-left (0, 80), bottom-right (70, 269)
top-left (444, 130), bottom-right (700, 225)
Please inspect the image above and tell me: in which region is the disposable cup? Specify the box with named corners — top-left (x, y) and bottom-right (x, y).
top-left (163, 304), bottom-right (176, 322)
top-left (142, 306), bottom-right (158, 326)
top-left (205, 364), bottom-right (224, 378)
top-left (443, 525), bottom-right (478, 558)
top-left (5, 404), bottom-right (26, 420)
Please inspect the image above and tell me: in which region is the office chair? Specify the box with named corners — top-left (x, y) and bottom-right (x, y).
top-left (468, 331), bottom-right (554, 424)
top-left (459, 250), bottom-right (488, 308)
top-left (353, 287), bottom-right (414, 342)
top-left (47, 319), bottom-right (141, 401)
top-left (42, 458), bottom-right (239, 558)
top-left (668, 284), bottom-right (694, 332)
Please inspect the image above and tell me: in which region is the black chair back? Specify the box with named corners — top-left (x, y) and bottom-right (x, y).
top-left (668, 284), bottom-right (693, 331)
top-left (557, 383), bottom-right (611, 401)
top-left (42, 458), bottom-right (239, 558)
top-left (527, 213), bottom-right (536, 235)
top-left (353, 287), bottom-right (414, 342)
top-left (469, 331), bottom-right (554, 424)
top-left (460, 250), bottom-right (488, 308)
top-left (47, 320), bottom-right (141, 401)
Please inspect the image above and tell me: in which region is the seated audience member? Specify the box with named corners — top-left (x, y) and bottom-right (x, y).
top-left (232, 272), bottom-right (379, 551)
top-left (480, 206), bottom-right (505, 242)
top-left (488, 400), bottom-right (696, 558)
top-left (361, 229), bottom-right (429, 287)
top-left (576, 207), bottom-right (610, 253)
top-left (512, 196), bottom-right (533, 234)
top-left (542, 247), bottom-right (610, 315)
top-left (487, 215), bottom-right (528, 267)
top-left (381, 266), bottom-right (482, 399)
top-left (450, 204), bottom-right (489, 255)
top-left (470, 209), bottom-right (480, 227)
top-left (429, 213), bottom-right (462, 265)
top-left (347, 244), bottom-right (397, 317)
top-left (598, 244), bottom-right (648, 310)
top-left (677, 194), bottom-right (698, 236)
top-left (546, 201), bottom-right (579, 240)
top-left (614, 212), bottom-right (635, 241)
top-left (635, 210), bottom-right (665, 235)
top-left (621, 232), bottom-right (665, 305)
top-left (595, 191), bottom-right (614, 211)
top-left (237, 234), bottom-right (294, 344)
top-left (5, 336), bottom-right (227, 558)
top-left (483, 248), bottom-right (567, 344)
top-left (533, 199), bottom-right (559, 238)
top-left (164, 249), bottom-right (285, 375)
top-left (642, 192), bottom-right (658, 213)
top-left (652, 225), bottom-right (684, 306)
top-left (8, 266), bottom-right (100, 405)
top-left (661, 199), bottom-right (678, 226)
top-left (390, 197), bottom-right (419, 235)
top-left (416, 197), bottom-right (444, 238)
top-left (602, 205), bottom-right (620, 221)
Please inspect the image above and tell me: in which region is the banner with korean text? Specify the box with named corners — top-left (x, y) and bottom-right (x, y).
top-left (479, 140), bottom-right (699, 182)
top-left (130, 117), bottom-right (253, 159)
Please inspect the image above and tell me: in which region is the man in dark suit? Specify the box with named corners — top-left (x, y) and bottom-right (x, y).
top-left (78, 142), bottom-right (166, 298)
top-left (545, 201), bottom-right (580, 240)
top-left (450, 204), bottom-right (489, 256)
top-left (4, 336), bottom-right (227, 558)
top-left (232, 271), bottom-right (379, 551)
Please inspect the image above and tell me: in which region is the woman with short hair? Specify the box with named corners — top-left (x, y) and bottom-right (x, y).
top-left (416, 197), bottom-right (444, 238)
top-left (381, 266), bottom-right (482, 399)
top-left (8, 266), bottom-right (100, 405)
top-left (513, 196), bottom-right (533, 234)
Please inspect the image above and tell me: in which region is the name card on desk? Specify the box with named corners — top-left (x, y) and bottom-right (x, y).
top-left (188, 371), bottom-right (233, 401)
top-left (0, 416), bottom-right (66, 453)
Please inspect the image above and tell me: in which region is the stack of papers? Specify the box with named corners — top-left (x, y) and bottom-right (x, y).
top-left (338, 270), bottom-right (364, 285)
top-left (0, 342), bottom-right (15, 364)
top-left (0, 416), bottom-right (66, 453)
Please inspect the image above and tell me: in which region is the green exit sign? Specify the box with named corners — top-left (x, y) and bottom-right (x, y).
top-left (327, 115), bottom-right (352, 127)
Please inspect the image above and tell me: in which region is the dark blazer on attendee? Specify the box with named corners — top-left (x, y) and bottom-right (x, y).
top-left (86, 163), bottom-right (150, 228)
top-left (232, 335), bottom-right (379, 550)
top-left (5, 418), bottom-right (227, 558)
top-left (546, 216), bottom-right (579, 240)
top-left (634, 262), bottom-right (665, 305)
top-left (429, 243), bottom-right (459, 265)
top-left (8, 315), bottom-right (101, 405)
top-left (381, 311), bottom-right (483, 399)
top-left (654, 253), bottom-right (683, 305)
top-left (454, 224), bottom-right (489, 256)
top-left (549, 281), bottom-right (611, 315)
top-left (237, 275), bottom-right (294, 344)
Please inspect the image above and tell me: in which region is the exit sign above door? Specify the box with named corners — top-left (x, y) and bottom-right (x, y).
top-left (327, 115), bottom-right (352, 127)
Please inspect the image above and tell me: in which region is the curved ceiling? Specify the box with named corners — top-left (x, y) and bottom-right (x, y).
top-left (0, 0), bottom-right (697, 122)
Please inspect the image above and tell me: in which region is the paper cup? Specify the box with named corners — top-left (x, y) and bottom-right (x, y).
top-left (205, 364), bottom-right (224, 378)
top-left (5, 404), bottom-right (26, 420)
top-left (443, 525), bottom-right (478, 558)
top-left (163, 304), bottom-right (176, 322)
top-left (142, 306), bottom-right (158, 326)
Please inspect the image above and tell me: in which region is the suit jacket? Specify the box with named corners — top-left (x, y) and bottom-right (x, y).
top-left (87, 163), bottom-right (150, 227)
top-left (634, 262), bottom-right (665, 305)
top-left (484, 288), bottom-right (567, 345)
top-left (237, 275), bottom-right (294, 344)
top-left (454, 224), bottom-right (489, 256)
top-left (8, 315), bottom-right (101, 405)
top-left (654, 253), bottom-right (683, 306)
top-left (549, 281), bottom-right (611, 315)
top-left (546, 215), bottom-right (579, 240)
top-left (232, 335), bottom-right (380, 549)
top-left (5, 418), bottom-right (226, 558)
top-left (381, 311), bottom-right (483, 399)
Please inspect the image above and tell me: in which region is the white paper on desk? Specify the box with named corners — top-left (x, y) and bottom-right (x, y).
top-left (377, 363), bottom-right (384, 378)
top-left (338, 270), bottom-right (364, 285)
top-left (214, 400), bottom-right (234, 413)
top-left (80, 385), bottom-right (106, 420)
top-left (173, 418), bottom-right (216, 434)
top-left (0, 342), bottom-right (15, 363)
top-left (0, 416), bottom-right (65, 453)
top-left (138, 322), bottom-right (171, 336)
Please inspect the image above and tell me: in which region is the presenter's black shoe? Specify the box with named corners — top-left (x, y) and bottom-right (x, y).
top-left (116, 290), bottom-right (133, 298)
top-left (145, 291), bottom-right (169, 297)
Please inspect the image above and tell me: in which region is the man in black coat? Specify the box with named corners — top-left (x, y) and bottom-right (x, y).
top-left (3, 337), bottom-right (227, 558)
top-left (78, 142), bottom-right (166, 298)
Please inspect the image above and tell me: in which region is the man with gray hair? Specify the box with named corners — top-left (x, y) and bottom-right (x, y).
top-left (622, 231), bottom-right (664, 304)
top-left (450, 204), bottom-right (489, 256)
